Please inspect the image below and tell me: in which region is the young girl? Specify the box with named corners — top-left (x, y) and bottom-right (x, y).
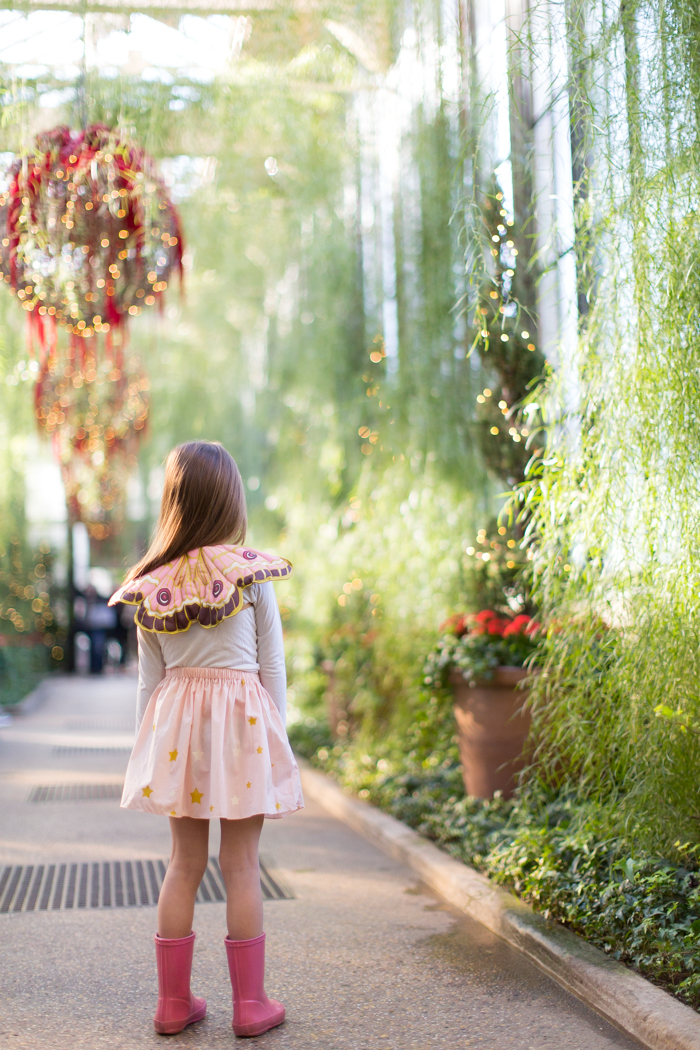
top-left (109, 440), bottom-right (303, 1037)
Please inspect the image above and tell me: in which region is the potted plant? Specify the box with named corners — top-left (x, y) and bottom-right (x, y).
top-left (424, 610), bottom-right (540, 799)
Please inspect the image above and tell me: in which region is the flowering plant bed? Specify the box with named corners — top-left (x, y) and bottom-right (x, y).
top-left (424, 610), bottom-right (540, 687)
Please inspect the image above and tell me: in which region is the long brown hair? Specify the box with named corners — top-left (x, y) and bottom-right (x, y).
top-left (126, 441), bottom-right (247, 582)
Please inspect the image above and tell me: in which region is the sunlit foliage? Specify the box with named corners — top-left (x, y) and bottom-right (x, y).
top-left (0, 2), bottom-right (492, 718)
top-left (510, 0), bottom-right (700, 854)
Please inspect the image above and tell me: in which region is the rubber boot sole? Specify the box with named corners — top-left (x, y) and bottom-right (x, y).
top-left (233, 1006), bottom-right (285, 1038)
top-left (154, 1000), bottom-right (207, 1035)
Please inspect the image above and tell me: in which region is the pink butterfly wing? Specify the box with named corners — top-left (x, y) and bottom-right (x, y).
top-left (108, 545), bottom-right (292, 634)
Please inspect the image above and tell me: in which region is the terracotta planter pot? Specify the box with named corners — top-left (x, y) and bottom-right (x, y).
top-left (450, 666), bottom-right (531, 800)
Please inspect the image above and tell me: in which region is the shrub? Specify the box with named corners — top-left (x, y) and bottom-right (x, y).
top-left (0, 644), bottom-right (49, 707)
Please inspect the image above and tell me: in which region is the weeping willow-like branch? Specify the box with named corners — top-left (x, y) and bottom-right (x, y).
top-left (505, 0), bottom-right (700, 856)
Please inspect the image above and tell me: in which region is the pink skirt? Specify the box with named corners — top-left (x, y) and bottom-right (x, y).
top-left (121, 667), bottom-right (304, 820)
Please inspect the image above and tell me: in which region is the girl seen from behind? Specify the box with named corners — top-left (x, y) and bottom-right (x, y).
top-left (110, 440), bottom-right (303, 1037)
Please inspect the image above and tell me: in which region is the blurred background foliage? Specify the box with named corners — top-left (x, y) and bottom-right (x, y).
top-left (0, 0), bottom-right (510, 722)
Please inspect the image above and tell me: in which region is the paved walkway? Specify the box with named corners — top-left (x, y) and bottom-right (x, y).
top-left (0, 675), bottom-right (640, 1050)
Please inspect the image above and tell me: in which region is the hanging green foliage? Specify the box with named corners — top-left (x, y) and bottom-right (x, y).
top-left (506, 0), bottom-right (700, 855)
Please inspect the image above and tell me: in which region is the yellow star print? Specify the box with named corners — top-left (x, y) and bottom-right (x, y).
top-left (170, 811), bottom-right (177, 816)
top-left (142, 786), bottom-right (153, 798)
top-left (210, 805), bottom-right (214, 812)
top-left (190, 788), bottom-right (204, 805)
top-left (275, 802), bottom-right (281, 811)
top-left (230, 795), bottom-right (239, 805)
top-left (152, 724), bottom-right (156, 732)
top-left (256, 746), bottom-right (263, 755)
top-left (248, 716), bottom-right (257, 726)
top-left (169, 749), bottom-right (178, 762)
top-left (246, 781), bottom-right (252, 789)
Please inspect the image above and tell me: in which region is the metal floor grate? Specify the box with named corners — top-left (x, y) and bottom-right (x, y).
top-left (52, 746), bottom-right (132, 754)
top-left (0, 856), bottom-right (293, 913)
top-left (28, 783), bottom-right (124, 802)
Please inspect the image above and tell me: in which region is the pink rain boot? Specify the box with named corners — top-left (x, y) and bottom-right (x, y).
top-left (153, 931), bottom-right (207, 1035)
top-left (225, 933), bottom-right (285, 1037)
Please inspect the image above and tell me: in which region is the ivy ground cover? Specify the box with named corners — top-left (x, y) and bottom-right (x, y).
top-left (289, 720), bottom-right (700, 1009)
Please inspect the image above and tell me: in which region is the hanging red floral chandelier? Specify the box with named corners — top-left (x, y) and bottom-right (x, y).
top-left (0, 122), bottom-right (183, 354)
top-left (34, 345), bottom-right (150, 538)
top-left (0, 123), bottom-right (184, 535)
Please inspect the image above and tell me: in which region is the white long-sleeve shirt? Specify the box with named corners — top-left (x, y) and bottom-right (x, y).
top-left (135, 581), bottom-right (287, 730)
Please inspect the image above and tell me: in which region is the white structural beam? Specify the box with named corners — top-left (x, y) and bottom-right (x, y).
top-left (528, 0), bottom-right (577, 371)
top-left (0, 0), bottom-right (320, 13)
top-left (504, 0), bottom-right (579, 419)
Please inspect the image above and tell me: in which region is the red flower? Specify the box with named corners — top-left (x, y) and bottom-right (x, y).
top-left (440, 613), bottom-right (467, 636)
top-left (442, 608), bottom-right (541, 642)
top-left (487, 618), bottom-right (510, 636)
top-left (503, 614), bottom-right (531, 637)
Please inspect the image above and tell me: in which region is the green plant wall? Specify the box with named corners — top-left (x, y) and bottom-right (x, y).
top-left (509, 0), bottom-right (700, 854)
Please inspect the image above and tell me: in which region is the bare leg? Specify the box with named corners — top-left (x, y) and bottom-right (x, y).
top-left (219, 815), bottom-right (265, 940)
top-left (158, 817), bottom-right (210, 939)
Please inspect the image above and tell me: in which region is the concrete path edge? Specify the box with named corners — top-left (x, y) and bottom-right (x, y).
top-left (298, 761), bottom-right (700, 1050)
